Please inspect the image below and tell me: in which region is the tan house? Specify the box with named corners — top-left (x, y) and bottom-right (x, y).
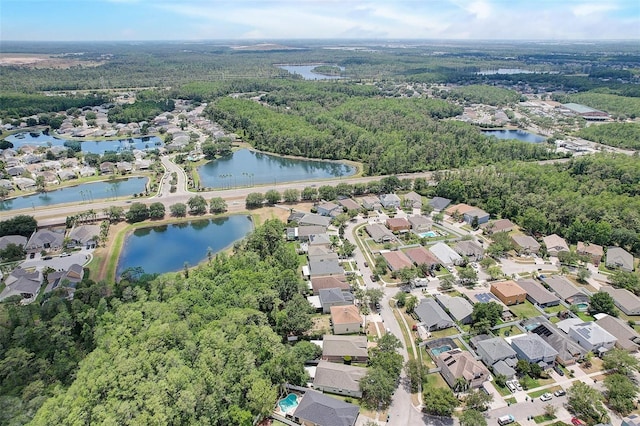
top-left (511, 235), bottom-right (541, 254)
top-left (542, 234), bottom-right (569, 256)
top-left (491, 281), bottom-right (526, 306)
top-left (321, 335), bottom-right (369, 363)
top-left (381, 250), bottom-right (414, 271)
top-left (436, 349), bottom-right (490, 390)
top-left (311, 276), bottom-right (350, 295)
top-left (312, 360), bottom-right (367, 397)
top-left (480, 218), bottom-right (515, 234)
top-left (330, 305), bottom-right (362, 335)
top-left (577, 242), bottom-right (604, 266)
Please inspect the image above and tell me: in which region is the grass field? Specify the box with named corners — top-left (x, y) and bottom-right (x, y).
top-left (509, 300), bottom-right (543, 319)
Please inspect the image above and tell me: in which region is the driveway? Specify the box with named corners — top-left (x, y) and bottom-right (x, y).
top-left (22, 250), bottom-right (91, 271)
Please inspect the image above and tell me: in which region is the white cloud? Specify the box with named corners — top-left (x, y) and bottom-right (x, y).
top-left (572, 2), bottom-right (619, 16)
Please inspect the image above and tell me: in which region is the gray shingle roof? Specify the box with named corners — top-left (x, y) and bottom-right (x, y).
top-left (313, 361), bottom-right (367, 393)
top-left (511, 334), bottom-right (558, 361)
top-left (294, 389), bottom-right (359, 426)
top-left (429, 197), bottom-right (451, 211)
top-left (415, 298), bottom-right (454, 330)
top-left (475, 337), bottom-right (516, 364)
top-left (517, 278), bottom-right (560, 306)
top-left (435, 294), bottom-right (473, 322)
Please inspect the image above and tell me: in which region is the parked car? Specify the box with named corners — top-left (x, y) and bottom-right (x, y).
top-left (553, 389), bottom-right (566, 397)
top-left (60, 252), bottom-right (70, 257)
top-left (553, 365), bottom-right (565, 376)
top-left (571, 418), bottom-right (585, 426)
top-left (498, 414), bottom-right (515, 425)
top-left (540, 393), bottom-right (552, 402)
top-left (515, 382), bottom-right (523, 391)
top-left (363, 261), bottom-right (368, 267)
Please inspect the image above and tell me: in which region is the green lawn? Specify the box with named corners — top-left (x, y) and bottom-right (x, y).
top-left (495, 326), bottom-right (518, 337)
top-left (429, 327), bottom-right (459, 338)
top-left (528, 385), bottom-right (561, 399)
top-left (509, 301), bottom-right (542, 319)
top-left (576, 311), bottom-right (594, 322)
top-left (543, 304), bottom-right (566, 314)
top-left (533, 414), bottom-right (556, 424)
top-left (424, 372), bottom-right (449, 389)
top-left (505, 397), bottom-right (517, 405)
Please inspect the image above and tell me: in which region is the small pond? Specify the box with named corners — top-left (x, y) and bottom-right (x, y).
top-left (116, 215), bottom-right (254, 276)
top-left (198, 149), bottom-right (356, 188)
top-left (4, 132), bottom-right (163, 154)
top-left (476, 68), bottom-right (535, 75)
top-left (277, 64), bottom-right (345, 80)
top-left (483, 129), bottom-right (546, 143)
top-left (0, 177), bottom-right (147, 211)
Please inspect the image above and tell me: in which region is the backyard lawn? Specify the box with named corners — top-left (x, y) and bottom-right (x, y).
top-left (543, 304), bottom-right (566, 314)
top-left (509, 300), bottom-right (543, 319)
top-left (429, 327), bottom-right (459, 338)
top-left (424, 372), bottom-right (449, 389)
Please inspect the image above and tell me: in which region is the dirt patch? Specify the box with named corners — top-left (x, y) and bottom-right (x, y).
top-left (0, 53), bottom-right (106, 69)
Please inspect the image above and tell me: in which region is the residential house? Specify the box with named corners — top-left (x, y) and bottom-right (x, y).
top-left (78, 166), bottom-right (96, 177)
top-left (25, 229), bottom-right (65, 256)
top-left (312, 361), bottom-right (367, 398)
top-left (321, 335), bottom-right (368, 363)
top-left (596, 314), bottom-right (640, 353)
top-left (480, 219), bottom-right (515, 235)
top-left (99, 161), bottom-right (115, 174)
top-left (407, 215), bottom-right (432, 232)
top-left (379, 193), bottom-right (401, 209)
top-left (491, 281), bottom-right (526, 305)
top-left (292, 389), bottom-right (359, 426)
top-left (436, 349), bottom-right (490, 390)
top-left (0, 179), bottom-right (13, 190)
top-left (568, 322), bottom-right (616, 354)
top-left (541, 276), bottom-right (590, 306)
top-left (337, 198), bottom-right (360, 212)
top-left (516, 279), bottom-right (560, 307)
top-left (330, 305), bottom-right (362, 335)
top-left (510, 334), bottom-right (558, 368)
top-left (600, 286), bottom-right (640, 316)
top-left (429, 197), bottom-right (451, 212)
top-left (404, 246), bottom-right (439, 270)
top-left (511, 235), bottom-right (541, 254)
top-left (308, 256), bottom-right (344, 278)
top-left (298, 225), bottom-right (329, 242)
top-left (463, 208), bottom-right (490, 226)
top-left (311, 276), bottom-right (350, 295)
top-left (606, 246), bottom-right (634, 272)
top-left (429, 242), bottom-right (463, 267)
top-left (403, 191), bottom-right (422, 209)
top-left (454, 240), bottom-right (484, 261)
top-left (316, 202), bottom-right (342, 217)
top-left (299, 213), bottom-right (332, 228)
top-left (528, 317), bottom-right (586, 365)
top-left (68, 224), bottom-right (101, 249)
top-left (361, 196), bottom-right (382, 211)
top-left (386, 217), bottom-right (411, 232)
top-left (56, 169), bottom-right (76, 181)
top-left (44, 263), bottom-right (84, 298)
top-left (381, 250), bottom-right (414, 272)
top-left (308, 233), bottom-right (332, 249)
top-left (436, 294), bottom-right (473, 324)
top-left (319, 288), bottom-right (354, 314)
top-left (415, 298), bottom-right (455, 331)
top-left (474, 337), bottom-right (518, 378)
top-left (577, 242), bottom-right (604, 266)
top-left (365, 224), bottom-right (397, 243)
top-left (0, 268), bottom-right (43, 302)
top-left (0, 235), bottom-right (28, 251)
top-left (13, 178), bottom-right (36, 190)
top-left (542, 234), bottom-right (570, 256)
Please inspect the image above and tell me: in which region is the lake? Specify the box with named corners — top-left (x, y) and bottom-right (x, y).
top-left (116, 215), bottom-right (253, 276)
top-left (198, 149), bottom-right (356, 188)
top-left (476, 68), bottom-right (534, 75)
top-left (483, 129), bottom-right (546, 143)
top-left (4, 132), bottom-right (163, 154)
top-left (0, 177), bottom-right (147, 211)
top-left (277, 64), bottom-right (344, 80)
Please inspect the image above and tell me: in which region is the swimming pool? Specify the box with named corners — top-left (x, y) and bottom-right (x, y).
top-left (278, 393), bottom-right (299, 414)
top-left (430, 345), bottom-right (452, 356)
top-left (419, 231), bottom-right (438, 238)
top-left (576, 302), bottom-right (589, 311)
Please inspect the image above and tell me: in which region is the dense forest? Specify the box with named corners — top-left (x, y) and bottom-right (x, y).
top-left (443, 84), bottom-right (522, 106)
top-left (0, 93), bottom-right (108, 120)
top-left (207, 93), bottom-right (560, 175)
top-left (433, 154), bottom-right (640, 254)
top-left (576, 122), bottom-right (640, 150)
top-left (2, 220), bottom-right (321, 425)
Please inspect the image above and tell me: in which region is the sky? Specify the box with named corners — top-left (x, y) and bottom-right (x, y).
top-left (1, 0), bottom-right (639, 41)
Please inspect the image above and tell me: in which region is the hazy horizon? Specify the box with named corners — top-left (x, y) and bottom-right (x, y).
top-left (2, 0), bottom-right (639, 42)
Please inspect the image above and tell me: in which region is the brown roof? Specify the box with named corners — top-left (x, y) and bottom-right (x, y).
top-left (381, 251), bottom-right (414, 271)
top-left (386, 217), bottom-right (411, 228)
top-left (330, 305), bottom-right (362, 325)
top-left (311, 276), bottom-right (349, 294)
top-left (338, 198), bottom-right (361, 211)
top-left (404, 246), bottom-right (439, 266)
top-left (577, 241), bottom-right (604, 257)
top-left (480, 218), bottom-right (515, 233)
top-left (445, 203), bottom-right (476, 215)
top-left (491, 280), bottom-right (526, 298)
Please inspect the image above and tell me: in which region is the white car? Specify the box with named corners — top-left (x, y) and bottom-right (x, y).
top-left (540, 393), bottom-right (552, 402)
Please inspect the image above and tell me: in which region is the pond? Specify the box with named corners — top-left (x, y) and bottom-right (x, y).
top-left (116, 215), bottom-right (253, 276)
top-left (277, 64), bottom-right (345, 80)
top-left (198, 149), bottom-right (356, 188)
top-left (0, 177), bottom-right (148, 211)
top-left (4, 132), bottom-right (163, 154)
top-left (483, 129), bottom-right (546, 143)
top-left (476, 68), bottom-right (534, 75)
